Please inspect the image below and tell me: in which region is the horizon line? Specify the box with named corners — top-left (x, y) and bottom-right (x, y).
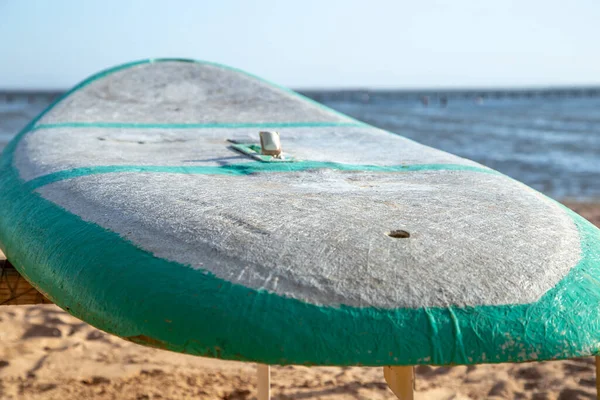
top-left (3, 84), bottom-right (600, 95)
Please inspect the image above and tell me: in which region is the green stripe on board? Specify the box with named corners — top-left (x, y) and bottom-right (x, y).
top-left (24, 162), bottom-right (498, 190)
top-left (32, 121), bottom-right (365, 131)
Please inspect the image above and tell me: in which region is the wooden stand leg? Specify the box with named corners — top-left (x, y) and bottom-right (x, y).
top-left (383, 366), bottom-right (414, 400)
top-left (257, 364), bottom-right (270, 400)
top-left (596, 356), bottom-right (600, 400)
top-left (0, 250), bottom-right (51, 305)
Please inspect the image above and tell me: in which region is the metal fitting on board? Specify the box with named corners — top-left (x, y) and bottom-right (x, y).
top-left (259, 131), bottom-right (282, 157)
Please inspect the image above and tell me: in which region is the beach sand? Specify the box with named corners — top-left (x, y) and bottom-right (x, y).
top-left (0, 203), bottom-right (598, 400)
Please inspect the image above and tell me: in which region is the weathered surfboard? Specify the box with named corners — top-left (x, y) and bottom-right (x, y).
top-left (1, 59), bottom-right (599, 366)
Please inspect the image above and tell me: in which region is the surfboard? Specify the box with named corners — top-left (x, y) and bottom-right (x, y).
top-left (1, 59), bottom-right (599, 367)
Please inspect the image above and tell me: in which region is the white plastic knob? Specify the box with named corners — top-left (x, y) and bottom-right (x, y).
top-left (259, 131), bottom-right (282, 156)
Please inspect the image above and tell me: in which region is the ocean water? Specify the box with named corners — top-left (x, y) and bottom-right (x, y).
top-left (1, 91), bottom-right (599, 201)
top-left (304, 91), bottom-right (600, 201)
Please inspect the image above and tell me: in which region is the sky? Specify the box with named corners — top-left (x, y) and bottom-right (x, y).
top-left (1, 0), bottom-right (600, 90)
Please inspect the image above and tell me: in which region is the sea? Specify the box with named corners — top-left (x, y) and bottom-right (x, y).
top-left (1, 89), bottom-right (599, 201)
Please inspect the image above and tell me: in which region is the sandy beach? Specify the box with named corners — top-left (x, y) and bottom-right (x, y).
top-left (0, 202), bottom-right (596, 400)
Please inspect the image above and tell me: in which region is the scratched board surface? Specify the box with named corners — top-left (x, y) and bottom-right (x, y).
top-left (1, 59), bottom-right (599, 366)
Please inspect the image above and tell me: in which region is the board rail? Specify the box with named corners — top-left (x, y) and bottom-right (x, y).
top-left (0, 250), bottom-right (598, 399)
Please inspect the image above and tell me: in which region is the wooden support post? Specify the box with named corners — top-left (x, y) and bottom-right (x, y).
top-left (0, 250), bottom-right (51, 305)
top-left (257, 364), bottom-right (270, 400)
top-left (383, 366), bottom-right (414, 400)
top-left (596, 356), bottom-right (600, 400)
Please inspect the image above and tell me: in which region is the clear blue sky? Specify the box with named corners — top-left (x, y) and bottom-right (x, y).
top-left (2, 0), bottom-right (599, 90)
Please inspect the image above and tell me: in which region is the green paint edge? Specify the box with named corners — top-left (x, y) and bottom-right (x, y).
top-left (2, 59), bottom-right (600, 366)
top-left (24, 163), bottom-right (497, 190)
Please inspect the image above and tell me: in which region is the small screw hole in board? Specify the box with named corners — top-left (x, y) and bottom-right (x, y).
top-left (387, 230), bottom-right (410, 239)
